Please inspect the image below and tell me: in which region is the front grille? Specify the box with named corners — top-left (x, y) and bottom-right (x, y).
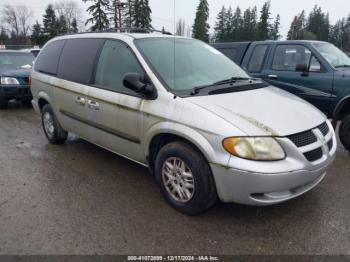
top-left (287, 131), bottom-right (317, 147)
top-left (287, 121), bottom-right (331, 163)
top-left (304, 148), bottom-right (323, 162)
top-left (318, 122), bottom-right (329, 136)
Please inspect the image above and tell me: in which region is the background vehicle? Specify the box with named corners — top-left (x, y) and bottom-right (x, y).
top-left (0, 50), bottom-right (35, 109)
top-left (31, 33), bottom-right (336, 214)
top-left (212, 40), bottom-right (350, 151)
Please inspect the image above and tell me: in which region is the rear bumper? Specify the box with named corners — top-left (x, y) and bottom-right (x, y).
top-left (0, 85), bottom-right (32, 100)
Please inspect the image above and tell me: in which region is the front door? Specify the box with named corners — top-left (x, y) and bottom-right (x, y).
top-left (87, 40), bottom-right (146, 163)
top-left (263, 44), bottom-right (334, 114)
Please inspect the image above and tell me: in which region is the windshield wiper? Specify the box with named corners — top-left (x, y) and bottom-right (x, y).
top-left (335, 64), bottom-right (350, 68)
top-left (191, 77), bottom-right (251, 95)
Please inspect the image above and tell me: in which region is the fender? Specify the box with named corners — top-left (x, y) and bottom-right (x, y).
top-left (144, 121), bottom-right (230, 167)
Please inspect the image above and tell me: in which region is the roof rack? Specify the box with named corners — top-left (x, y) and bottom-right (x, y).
top-left (62, 27), bottom-right (172, 36)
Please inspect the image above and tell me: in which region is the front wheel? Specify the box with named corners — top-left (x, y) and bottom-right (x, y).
top-left (41, 104), bottom-right (68, 144)
top-left (339, 114), bottom-right (350, 152)
top-left (154, 141), bottom-right (217, 215)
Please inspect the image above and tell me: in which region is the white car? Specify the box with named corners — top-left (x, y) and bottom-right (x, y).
top-left (30, 32), bottom-right (336, 214)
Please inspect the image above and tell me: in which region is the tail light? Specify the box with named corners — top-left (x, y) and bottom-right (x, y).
top-left (29, 76), bottom-right (32, 86)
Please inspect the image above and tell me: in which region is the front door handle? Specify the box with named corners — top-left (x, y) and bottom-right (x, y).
top-left (75, 96), bottom-right (86, 106)
top-left (268, 75), bottom-right (278, 80)
top-left (87, 100), bottom-right (100, 110)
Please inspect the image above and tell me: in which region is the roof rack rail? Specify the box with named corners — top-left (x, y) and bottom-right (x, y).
top-left (62, 27), bottom-right (172, 36)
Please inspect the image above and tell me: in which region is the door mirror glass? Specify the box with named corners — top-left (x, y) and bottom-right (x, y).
top-left (123, 73), bottom-right (157, 98)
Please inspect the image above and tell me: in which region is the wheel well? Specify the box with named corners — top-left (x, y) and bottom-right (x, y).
top-left (335, 98), bottom-right (350, 121)
top-left (148, 133), bottom-right (207, 173)
top-left (38, 98), bottom-right (49, 112)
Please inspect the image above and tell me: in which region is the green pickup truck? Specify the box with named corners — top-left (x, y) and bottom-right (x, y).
top-left (212, 40), bottom-right (350, 152)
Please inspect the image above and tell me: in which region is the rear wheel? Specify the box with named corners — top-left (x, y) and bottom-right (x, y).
top-left (154, 141), bottom-right (217, 215)
top-left (339, 114), bottom-right (350, 152)
top-left (41, 104), bottom-right (68, 144)
top-left (0, 97), bottom-right (8, 109)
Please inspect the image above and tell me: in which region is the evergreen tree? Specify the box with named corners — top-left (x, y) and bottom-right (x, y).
top-left (192, 0), bottom-right (210, 42)
top-left (43, 4), bottom-right (58, 39)
top-left (30, 21), bottom-right (46, 46)
top-left (134, 0), bottom-right (152, 30)
top-left (214, 6), bottom-right (227, 42)
top-left (306, 6), bottom-right (330, 41)
top-left (84, 0), bottom-right (110, 31)
top-left (257, 1), bottom-right (272, 40)
top-left (271, 14), bottom-right (281, 40)
top-left (57, 15), bottom-right (68, 34)
top-left (71, 18), bottom-right (78, 33)
top-left (242, 6), bottom-right (258, 41)
top-left (0, 27), bottom-right (9, 45)
top-left (231, 7), bottom-right (243, 41)
top-left (123, 0), bottom-right (135, 28)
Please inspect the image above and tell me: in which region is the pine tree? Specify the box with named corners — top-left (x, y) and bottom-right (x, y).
top-left (71, 18), bottom-right (78, 33)
top-left (134, 0), bottom-right (152, 30)
top-left (84, 0), bottom-right (110, 31)
top-left (123, 0), bottom-right (135, 28)
top-left (257, 1), bottom-right (272, 40)
top-left (57, 15), bottom-right (68, 34)
top-left (224, 7), bottom-right (233, 41)
top-left (306, 6), bottom-right (330, 41)
top-left (0, 27), bottom-right (9, 45)
top-left (271, 14), bottom-right (281, 40)
top-left (30, 21), bottom-right (45, 46)
top-left (214, 6), bottom-right (227, 42)
top-left (242, 7), bottom-right (258, 41)
top-left (231, 7), bottom-right (243, 41)
top-left (192, 0), bottom-right (210, 42)
top-left (43, 4), bottom-right (58, 39)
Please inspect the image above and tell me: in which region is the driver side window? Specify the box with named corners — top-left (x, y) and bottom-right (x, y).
top-left (272, 45), bottom-right (321, 72)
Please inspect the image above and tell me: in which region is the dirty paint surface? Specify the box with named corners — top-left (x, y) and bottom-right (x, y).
top-left (0, 103), bottom-right (349, 255)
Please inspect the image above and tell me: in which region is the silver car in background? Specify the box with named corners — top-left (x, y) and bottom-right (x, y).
top-left (30, 33), bottom-right (336, 214)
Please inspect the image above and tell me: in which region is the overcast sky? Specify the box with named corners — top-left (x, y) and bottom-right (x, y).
top-left (2, 0), bottom-right (350, 39)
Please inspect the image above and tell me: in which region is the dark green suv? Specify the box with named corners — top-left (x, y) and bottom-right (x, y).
top-left (212, 41), bottom-right (350, 152)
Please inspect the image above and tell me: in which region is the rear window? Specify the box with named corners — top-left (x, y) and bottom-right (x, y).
top-left (0, 52), bottom-right (34, 71)
top-left (34, 40), bottom-right (66, 75)
top-left (57, 38), bottom-right (104, 85)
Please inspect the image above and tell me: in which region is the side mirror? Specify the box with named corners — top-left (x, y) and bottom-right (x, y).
top-left (123, 73), bottom-right (157, 99)
top-left (295, 64), bottom-right (309, 76)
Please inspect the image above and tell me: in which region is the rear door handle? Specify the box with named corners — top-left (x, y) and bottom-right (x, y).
top-left (268, 75), bottom-right (278, 80)
top-left (75, 96), bottom-right (86, 106)
top-left (87, 100), bottom-right (100, 110)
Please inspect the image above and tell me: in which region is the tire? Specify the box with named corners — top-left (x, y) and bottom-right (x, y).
top-left (154, 141), bottom-right (217, 215)
top-left (0, 97), bottom-right (8, 109)
top-left (41, 104), bottom-right (68, 144)
top-left (339, 114), bottom-right (350, 152)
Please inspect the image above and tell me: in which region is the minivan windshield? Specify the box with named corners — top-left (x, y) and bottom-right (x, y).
top-left (135, 38), bottom-right (250, 92)
top-left (0, 52), bottom-right (35, 71)
top-left (313, 42), bottom-right (350, 68)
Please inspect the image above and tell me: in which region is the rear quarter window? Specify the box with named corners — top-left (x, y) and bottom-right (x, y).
top-left (34, 40), bottom-right (66, 75)
top-left (57, 38), bottom-right (105, 85)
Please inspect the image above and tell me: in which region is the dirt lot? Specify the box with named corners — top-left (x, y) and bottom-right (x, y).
top-left (0, 103), bottom-right (349, 255)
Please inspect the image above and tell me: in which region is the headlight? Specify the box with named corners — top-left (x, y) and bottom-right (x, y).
top-left (223, 137), bottom-right (285, 161)
top-left (1, 77), bottom-right (20, 85)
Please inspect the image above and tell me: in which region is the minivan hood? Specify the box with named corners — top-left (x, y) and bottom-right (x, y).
top-left (186, 86), bottom-right (326, 136)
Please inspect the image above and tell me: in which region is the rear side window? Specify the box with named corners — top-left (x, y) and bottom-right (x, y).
top-left (34, 40), bottom-right (65, 75)
top-left (57, 38), bottom-right (104, 85)
top-left (247, 45), bottom-right (268, 73)
top-left (218, 48), bottom-right (238, 63)
top-left (94, 40), bottom-right (144, 94)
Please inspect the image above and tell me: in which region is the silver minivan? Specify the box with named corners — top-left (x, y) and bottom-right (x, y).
top-left (31, 33), bottom-right (336, 214)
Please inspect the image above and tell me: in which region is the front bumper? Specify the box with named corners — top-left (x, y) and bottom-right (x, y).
top-left (0, 85), bottom-right (32, 100)
top-left (210, 122), bottom-right (337, 205)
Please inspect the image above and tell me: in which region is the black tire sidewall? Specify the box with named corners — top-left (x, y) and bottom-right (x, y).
top-left (41, 104), bottom-right (67, 144)
top-left (155, 141), bottom-right (217, 215)
top-left (339, 114), bottom-right (350, 152)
